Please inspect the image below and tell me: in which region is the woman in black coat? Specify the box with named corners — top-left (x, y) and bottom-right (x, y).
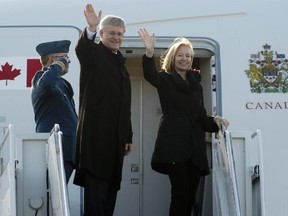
top-left (138, 28), bottom-right (229, 216)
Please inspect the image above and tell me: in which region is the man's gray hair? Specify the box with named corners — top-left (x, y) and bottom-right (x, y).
top-left (99, 15), bottom-right (126, 32)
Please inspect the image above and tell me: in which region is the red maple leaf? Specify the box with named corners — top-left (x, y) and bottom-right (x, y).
top-left (0, 62), bottom-right (21, 85)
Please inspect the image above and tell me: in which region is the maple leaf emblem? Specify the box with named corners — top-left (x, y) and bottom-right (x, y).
top-left (0, 62), bottom-right (21, 85)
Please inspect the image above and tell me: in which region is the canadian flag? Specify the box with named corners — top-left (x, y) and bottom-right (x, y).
top-left (0, 57), bottom-right (42, 89)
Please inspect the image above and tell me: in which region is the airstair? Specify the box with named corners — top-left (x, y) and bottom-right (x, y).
top-left (0, 124), bottom-right (69, 216)
top-left (194, 127), bottom-right (266, 216)
top-left (0, 124), bottom-right (265, 216)
top-left (0, 125), bottom-right (16, 216)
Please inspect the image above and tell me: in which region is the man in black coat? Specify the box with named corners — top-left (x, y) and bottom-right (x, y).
top-left (73, 4), bottom-right (133, 216)
top-left (31, 40), bottom-right (78, 184)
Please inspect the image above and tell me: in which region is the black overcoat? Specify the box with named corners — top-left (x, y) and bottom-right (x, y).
top-left (142, 55), bottom-right (219, 175)
top-left (73, 29), bottom-right (132, 190)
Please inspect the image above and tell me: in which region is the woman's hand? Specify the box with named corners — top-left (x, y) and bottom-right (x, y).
top-left (138, 28), bottom-right (155, 58)
top-left (214, 116), bottom-right (230, 129)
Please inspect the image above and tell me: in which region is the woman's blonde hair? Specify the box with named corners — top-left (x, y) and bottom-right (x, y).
top-left (160, 37), bottom-right (195, 72)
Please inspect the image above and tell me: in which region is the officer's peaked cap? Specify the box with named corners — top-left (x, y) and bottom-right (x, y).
top-left (36, 40), bottom-right (71, 56)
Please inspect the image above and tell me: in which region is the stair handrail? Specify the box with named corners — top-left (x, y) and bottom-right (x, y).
top-left (221, 125), bottom-right (241, 216)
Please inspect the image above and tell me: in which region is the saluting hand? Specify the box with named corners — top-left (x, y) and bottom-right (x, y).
top-left (84, 3), bottom-right (102, 32)
top-left (138, 28), bottom-right (155, 58)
